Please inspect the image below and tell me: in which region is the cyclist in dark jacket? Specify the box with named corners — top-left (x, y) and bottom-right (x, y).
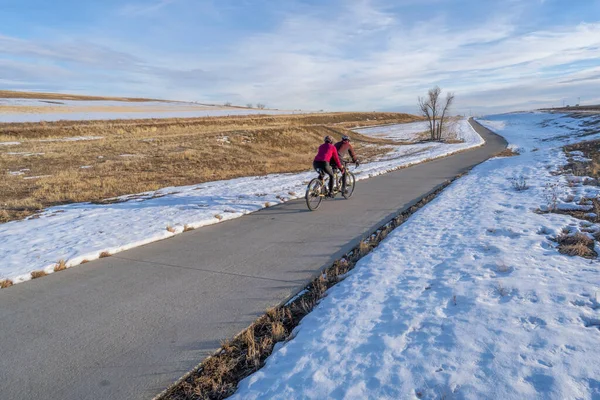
top-left (333, 135), bottom-right (359, 196)
top-left (334, 135), bottom-right (359, 166)
top-left (314, 135), bottom-right (344, 196)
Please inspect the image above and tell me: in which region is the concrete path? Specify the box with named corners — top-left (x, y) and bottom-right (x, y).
top-left (0, 120), bottom-right (506, 400)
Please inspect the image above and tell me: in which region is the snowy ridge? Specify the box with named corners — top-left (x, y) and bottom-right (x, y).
top-left (231, 112), bottom-right (600, 400)
top-left (353, 120), bottom-right (431, 141)
top-left (0, 98), bottom-right (303, 122)
top-left (0, 119), bottom-right (482, 284)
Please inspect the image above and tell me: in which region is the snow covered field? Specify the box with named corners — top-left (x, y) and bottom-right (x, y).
top-left (0, 98), bottom-right (297, 122)
top-left (354, 120), bottom-right (431, 141)
top-left (231, 112), bottom-right (600, 400)
top-left (0, 119), bottom-right (482, 285)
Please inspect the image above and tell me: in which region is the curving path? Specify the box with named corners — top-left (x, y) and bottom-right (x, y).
top-left (0, 119), bottom-right (506, 400)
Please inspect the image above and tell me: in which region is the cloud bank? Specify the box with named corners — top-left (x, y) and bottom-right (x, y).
top-left (1, 0), bottom-right (599, 114)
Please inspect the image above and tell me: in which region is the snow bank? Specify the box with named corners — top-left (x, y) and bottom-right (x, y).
top-left (0, 98), bottom-right (302, 122)
top-left (353, 120), bottom-right (431, 141)
top-left (0, 119), bottom-right (482, 284)
top-left (231, 112), bottom-right (600, 399)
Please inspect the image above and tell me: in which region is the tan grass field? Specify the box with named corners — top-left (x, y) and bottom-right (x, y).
top-left (0, 112), bottom-right (421, 223)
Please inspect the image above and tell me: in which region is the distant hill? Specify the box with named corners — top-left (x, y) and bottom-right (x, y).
top-left (0, 90), bottom-right (165, 102)
top-left (541, 105), bottom-right (600, 112)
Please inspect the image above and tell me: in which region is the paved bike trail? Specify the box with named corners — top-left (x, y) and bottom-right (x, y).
top-left (0, 120), bottom-right (506, 400)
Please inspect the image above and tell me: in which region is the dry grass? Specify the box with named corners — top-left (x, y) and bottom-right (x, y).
top-left (99, 251), bottom-right (111, 258)
top-left (556, 232), bottom-right (597, 258)
top-left (496, 283), bottom-right (510, 297)
top-left (564, 140), bottom-right (600, 181)
top-left (495, 148), bottom-right (519, 157)
top-left (160, 174), bottom-right (463, 400)
top-left (54, 259), bottom-right (68, 272)
top-left (166, 226), bottom-right (176, 233)
top-left (544, 141), bottom-right (600, 259)
top-left (496, 262), bottom-right (512, 273)
top-left (30, 270), bottom-right (47, 279)
top-left (183, 224), bottom-right (195, 232)
top-left (0, 279), bottom-right (13, 288)
top-left (0, 112), bottom-right (420, 223)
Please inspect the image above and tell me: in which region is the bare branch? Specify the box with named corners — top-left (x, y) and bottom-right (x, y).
top-left (418, 96), bottom-right (435, 139)
top-left (438, 91), bottom-right (455, 140)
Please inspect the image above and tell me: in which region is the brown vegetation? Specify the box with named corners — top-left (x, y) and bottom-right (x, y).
top-left (564, 140), bottom-right (600, 180)
top-left (494, 148), bottom-right (519, 157)
top-left (30, 270), bottom-right (47, 279)
top-left (543, 141), bottom-right (600, 259)
top-left (160, 175), bottom-right (461, 400)
top-left (556, 232), bottom-right (597, 258)
top-left (0, 279), bottom-right (13, 288)
top-left (0, 112), bottom-right (420, 223)
top-left (54, 259), bottom-right (68, 272)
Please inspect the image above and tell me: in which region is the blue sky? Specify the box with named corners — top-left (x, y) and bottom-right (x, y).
top-left (1, 0), bottom-right (600, 114)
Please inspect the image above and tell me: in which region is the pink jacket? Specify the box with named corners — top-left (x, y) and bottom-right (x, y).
top-left (314, 143), bottom-right (342, 169)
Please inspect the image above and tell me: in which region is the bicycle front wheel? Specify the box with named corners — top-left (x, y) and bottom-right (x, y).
top-left (342, 172), bottom-right (356, 199)
top-left (306, 178), bottom-right (324, 210)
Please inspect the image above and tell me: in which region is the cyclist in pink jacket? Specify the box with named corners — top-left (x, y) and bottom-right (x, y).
top-left (313, 135), bottom-right (344, 197)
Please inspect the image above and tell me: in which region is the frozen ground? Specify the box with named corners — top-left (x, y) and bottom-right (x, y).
top-left (231, 112), bottom-right (600, 400)
top-left (0, 119), bottom-right (482, 284)
top-left (0, 98), bottom-right (299, 122)
top-left (354, 120), bottom-right (431, 141)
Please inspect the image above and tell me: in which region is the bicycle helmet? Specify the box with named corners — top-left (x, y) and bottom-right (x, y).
top-left (341, 135), bottom-right (350, 142)
top-left (324, 135), bottom-right (333, 143)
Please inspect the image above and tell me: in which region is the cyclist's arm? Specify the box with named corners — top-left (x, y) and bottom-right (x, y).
top-left (331, 146), bottom-right (343, 170)
top-left (348, 144), bottom-right (357, 163)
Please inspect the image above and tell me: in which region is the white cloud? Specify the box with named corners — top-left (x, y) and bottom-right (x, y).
top-left (1, 0), bottom-right (599, 114)
top-left (118, 0), bottom-right (177, 17)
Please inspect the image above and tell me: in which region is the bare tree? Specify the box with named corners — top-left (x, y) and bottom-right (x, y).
top-left (224, 101), bottom-right (232, 107)
top-left (256, 103), bottom-right (266, 109)
top-left (246, 103), bottom-right (253, 108)
top-left (418, 86), bottom-right (455, 141)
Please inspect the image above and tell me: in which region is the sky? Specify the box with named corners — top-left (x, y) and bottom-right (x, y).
top-left (1, 0), bottom-right (600, 114)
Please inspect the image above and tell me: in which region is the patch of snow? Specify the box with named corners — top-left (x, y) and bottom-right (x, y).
top-left (572, 156), bottom-right (592, 163)
top-left (38, 136), bottom-right (103, 142)
top-left (353, 120), bottom-right (430, 141)
top-left (0, 141), bottom-right (21, 146)
top-left (22, 175), bottom-right (52, 180)
top-left (231, 111), bottom-right (600, 400)
top-left (80, 166), bottom-right (92, 169)
top-left (0, 118), bottom-right (483, 284)
top-left (0, 98), bottom-right (303, 123)
top-left (5, 152), bottom-right (45, 157)
top-left (119, 154), bottom-right (144, 158)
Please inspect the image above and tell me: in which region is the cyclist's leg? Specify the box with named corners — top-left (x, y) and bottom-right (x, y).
top-left (323, 163), bottom-right (335, 194)
top-left (313, 161), bottom-right (323, 177)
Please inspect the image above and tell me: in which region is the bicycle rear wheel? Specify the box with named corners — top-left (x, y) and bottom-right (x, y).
top-left (306, 178), bottom-right (324, 210)
top-left (342, 172), bottom-right (356, 199)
